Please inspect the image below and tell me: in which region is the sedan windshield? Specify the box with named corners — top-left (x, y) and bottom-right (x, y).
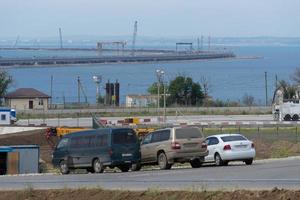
top-left (221, 135), bottom-right (247, 142)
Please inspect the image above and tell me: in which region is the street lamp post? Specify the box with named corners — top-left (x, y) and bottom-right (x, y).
top-left (93, 75), bottom-right (102, 104)
top-left (156, 69), bottom-right (164, 121)
top-left (163, 81), bottom-right (167, 123)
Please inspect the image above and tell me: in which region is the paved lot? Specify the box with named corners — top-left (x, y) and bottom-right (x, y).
top-left (1, 157), bottom-right (299, 191)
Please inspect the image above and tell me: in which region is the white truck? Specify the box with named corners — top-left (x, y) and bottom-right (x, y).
top-left (272, 87), bottom-right (300, 121)
top-left (273, 101), bottom-right (300, 121)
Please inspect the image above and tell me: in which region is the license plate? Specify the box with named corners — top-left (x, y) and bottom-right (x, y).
top-left (183, 143), bottom-right (197, 148)
top-left (122, 153), bottom-right (132, 157)
top-left (235, 145), bottom-right (247, 148)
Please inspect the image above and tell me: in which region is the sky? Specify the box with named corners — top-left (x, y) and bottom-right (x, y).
top-left (0, 0), bottom-right (300, 38)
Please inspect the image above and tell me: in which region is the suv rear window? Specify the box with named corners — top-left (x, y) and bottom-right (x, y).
top-left (112, 130), bottom-right (137, 144)
top-left (221, 135), bottom-right (247, 142)
top-left (175, 128), bottom-right (203, 139)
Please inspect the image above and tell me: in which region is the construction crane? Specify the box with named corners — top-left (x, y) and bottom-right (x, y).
top-left (131, 21), bottom-right (138, 56)
top-left (13, 36), bottom-right (20, 48)
top-left (59, 28), bottom-right (63, 49)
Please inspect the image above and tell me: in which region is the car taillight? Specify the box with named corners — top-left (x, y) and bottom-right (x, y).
top-left (171, 141), bottom-right (181, 150)
top-left (201, 142), bottom-right (207, 149)
top-left (223, 144), bottom-right (231, 150)
top-left (108, 148), bottom-right (113, 156)
top-left (251, 143), bottom-right (255, 148)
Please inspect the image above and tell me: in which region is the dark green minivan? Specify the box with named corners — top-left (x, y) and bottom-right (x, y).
top-left (52, 128), bottom-right (141, 174)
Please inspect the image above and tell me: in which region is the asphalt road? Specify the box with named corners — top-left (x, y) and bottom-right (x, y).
top-left (17, 114), bottom-right (275, 127)
top-left (1, 157), bottom-right (299, 191)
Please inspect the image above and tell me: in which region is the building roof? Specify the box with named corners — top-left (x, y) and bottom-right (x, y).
top-left (4, 88), bottom-right (50, 99)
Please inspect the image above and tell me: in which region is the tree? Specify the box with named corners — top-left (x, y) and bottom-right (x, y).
top-left (0, 70), bottom-right (13, 105)
top-left (147, 82), bottom-right (167, 107)
top-left (199, 76), bottom-right (212, 98)
top-left (291, 67), bottom-right (300, 85)
top-left (242, 93), bottom-right (255, 106)
top-left (278, 80), bottom-right (297, 99)
top-left (168, 76), bottom-right (204, 106)
top-left (147, 82), bottom-right (164, 95)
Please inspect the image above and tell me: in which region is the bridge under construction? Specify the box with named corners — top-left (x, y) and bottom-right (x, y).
top-left (0, 48), bottom-right (235, 67)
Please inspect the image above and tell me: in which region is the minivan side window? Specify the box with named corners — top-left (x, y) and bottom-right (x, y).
top-left (142, 133), bottom-right (152, 144)
top-left (57, 138), bottom-right (69, 149)
top-left (96, 135), bottom-right (108, 147)
top-left (151, 132), bottom-right (160, 143)
top-left (143, 133), bottom-right (152, 144)
top-left (160, 130), bottom-right (170, 141)
top-left (150, 130), bottom-right (170, 143)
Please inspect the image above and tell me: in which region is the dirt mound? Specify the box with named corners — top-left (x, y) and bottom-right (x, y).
top-left (0, 129), bottom-right (57, 165)
top-left (0, 188), bottom-right (300, 200)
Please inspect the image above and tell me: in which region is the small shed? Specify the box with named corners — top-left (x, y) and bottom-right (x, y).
top-left (0, 145), bottom-right (39, 175)
top-left (0, 107), bottom-right (11, 125)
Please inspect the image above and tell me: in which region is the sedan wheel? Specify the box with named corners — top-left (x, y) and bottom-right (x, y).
top-left (93, 159), bottom-right (104, 173)
top-left (59, 160), bottom-right (70, 174)
top-left (190, 158), bottom-right (202, 168)
top-left (158, 152), bottom-right (172, 170)
top-left (245, 159), bottom-right (253, 165)
top-left (215, 153), bottom-right (224, 166)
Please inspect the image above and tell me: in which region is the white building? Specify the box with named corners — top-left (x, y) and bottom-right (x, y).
top-left (126, 94), bottom-right (158, 108)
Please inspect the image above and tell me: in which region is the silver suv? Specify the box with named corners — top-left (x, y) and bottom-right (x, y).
top-left (140, 127), bottom-right (208, 170)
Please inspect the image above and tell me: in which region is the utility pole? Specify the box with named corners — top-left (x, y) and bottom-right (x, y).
top-left (59, 28), bottom-right (63, 49)
top-left (197, 37), bottom-right (200, 51)
top-left (157, 82), bottom-right (160, 112)
top-left (201, 35), bottom-right (204, 50)
top-left (275, 74), bottom-right (278, 88)
top-left (265, 71), bottom-right (268, 106)
top-left (77, 76), bottom-right (80, 104)
top-left (156, 69), bottom-right (164, 121)
top-left (50, 75), bottom-right (53, 108)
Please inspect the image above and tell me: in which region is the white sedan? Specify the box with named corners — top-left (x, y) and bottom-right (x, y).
top-left (204, 134), bottom-right (255, 166)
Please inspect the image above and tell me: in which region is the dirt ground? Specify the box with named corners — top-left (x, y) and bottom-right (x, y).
top-left (0, 129), bottom-right (299, 171)
top-left (0, 188), bottom-right (299, 200)
top-left (0, 129), bottom-right (57, 167)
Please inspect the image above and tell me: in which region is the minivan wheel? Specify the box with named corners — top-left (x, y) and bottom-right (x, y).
top-left (215, 153), bottom-right (224, 166)
top-left (190, 158), bottom-right (202, 168)
top-left (131, 162), bottom-right (142, 171)
top-left (59, 160), bottom-right (70, 174)
top-left (245, 159), bottom-right (253, 165)
top-left (93, 159), bottom-right (104, 173)
top-left (86, 168), bottom-right (95, 173)
top-left (158, 152), bottom-right (172, 170)
top-left (119, 165), bottom-right (130, 172)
